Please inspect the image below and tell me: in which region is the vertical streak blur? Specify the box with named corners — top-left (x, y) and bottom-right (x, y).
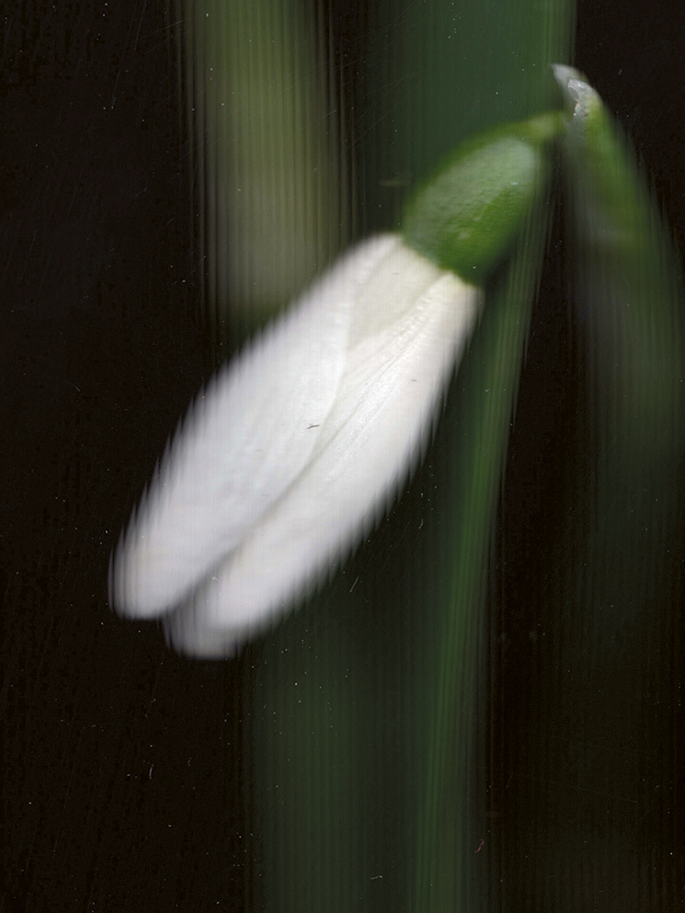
top-left (173, 0), bottom-right (349, 353)
top-left (168, 1), bottom-right (576, 912)
top-left (414, 191), bottom-right (555, 913)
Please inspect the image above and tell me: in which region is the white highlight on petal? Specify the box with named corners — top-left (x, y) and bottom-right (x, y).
top-left (111, 234), bottom-right (481, 656)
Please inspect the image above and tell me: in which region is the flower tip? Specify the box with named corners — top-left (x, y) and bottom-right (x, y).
top-left (552, 65), bottom-right (601, 120)
top-left (551, 63), bottom-right (578, 87)
top-left (163, 585), bottom-right (290, 658)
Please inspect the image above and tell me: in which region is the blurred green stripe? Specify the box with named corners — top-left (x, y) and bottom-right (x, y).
top-left (414, 193), bottom-right (554, 913)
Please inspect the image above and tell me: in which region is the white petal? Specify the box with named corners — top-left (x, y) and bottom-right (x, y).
top-left (112, 234), bottom-right (399, 618)
top-left (163, 239), bottom-right (482, 656)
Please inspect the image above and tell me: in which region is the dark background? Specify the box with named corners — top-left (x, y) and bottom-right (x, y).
top-left (2, 1), bottom-right (685, 910)
top-left (1, 4), bottom-right (247, 910)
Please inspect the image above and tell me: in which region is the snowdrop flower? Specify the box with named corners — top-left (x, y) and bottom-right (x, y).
top-left (111, 112), bottom-right (562, 657)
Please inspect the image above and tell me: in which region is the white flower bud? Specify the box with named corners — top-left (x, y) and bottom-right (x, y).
top-left (111, 234), bottom-right (481, 656)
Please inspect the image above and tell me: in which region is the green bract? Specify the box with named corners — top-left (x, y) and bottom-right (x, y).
top-left (554, 64), bottom-right (684, 470)
top-left (402, 112), bottom-right (563, 285)
top-left (553, 65), bottom-right (650, 263)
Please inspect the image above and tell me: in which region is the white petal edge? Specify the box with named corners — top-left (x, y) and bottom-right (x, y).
top-left (111, 234), bottom-right (400, 618)
top-left (162, 238), bottom-right (482, 656)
